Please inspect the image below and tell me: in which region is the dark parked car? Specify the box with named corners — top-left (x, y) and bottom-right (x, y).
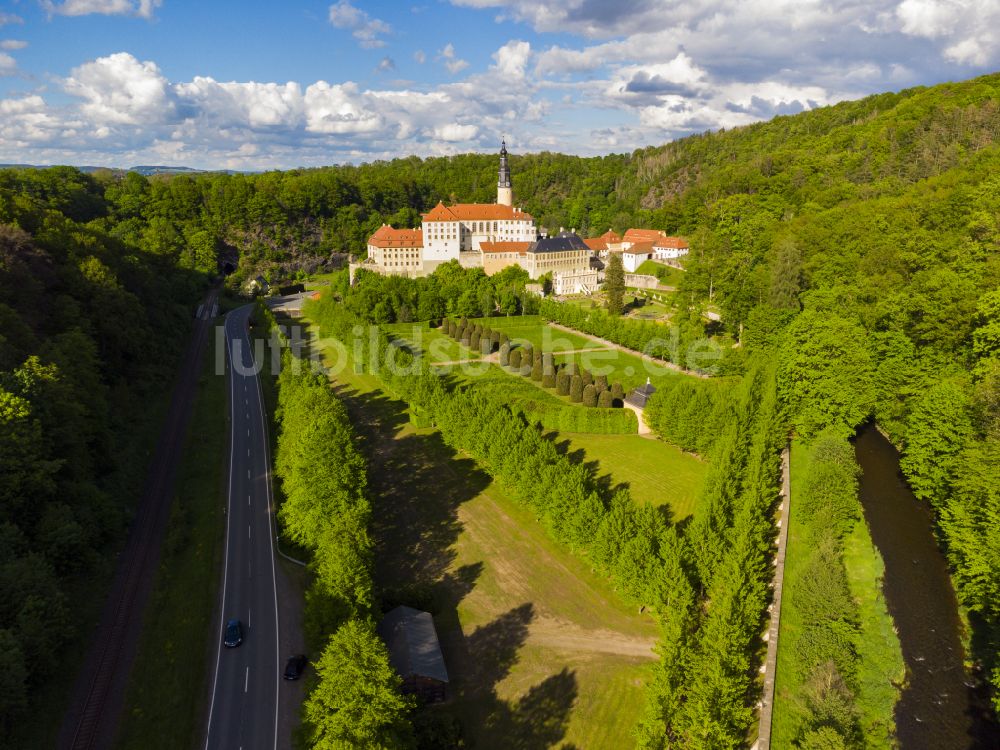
top-left (283, 654), bottom-right (307, 680)
top-left (224, 619), bottom-right (243, 648)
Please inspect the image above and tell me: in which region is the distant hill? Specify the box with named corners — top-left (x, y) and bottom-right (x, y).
top-left (0, 163), bottom-right (241, 175)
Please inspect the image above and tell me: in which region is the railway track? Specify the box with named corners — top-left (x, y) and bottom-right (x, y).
top-left (59, 289), bottom-right (219, 750)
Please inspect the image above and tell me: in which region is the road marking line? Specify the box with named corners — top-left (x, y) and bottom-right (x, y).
top-left (247, 469), bottom-right (251, 480)
top-left (245, 667), bottom-right (249, 693)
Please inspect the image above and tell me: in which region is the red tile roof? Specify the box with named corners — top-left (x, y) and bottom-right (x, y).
top-left (480, 241), bottom-right (531, 255)
top-left (583, 237), bottom-right (608, 251)
top-left (368, 225), bottom-right (424, 249)
top-left (653, 236), bottom-right (689, 249)
top-left (598, 229), bottom-right (622, 242)
top-left (623, 228), bottom-right (667, 244)
top-left (422, 201), bottom-right (533, 222)
top-left (624, 241), bottom-right (655, 254)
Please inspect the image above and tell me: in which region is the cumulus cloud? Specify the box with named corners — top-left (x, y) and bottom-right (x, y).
top-left (434, 123), bottom-right (479, 141)
top-left (328, 0), bottom-right (391, 49)
top-left (0, 12), bottom-right (24, 26)
top-left (491, 40), bottom-right (531, 79)
top-left (438, 43), bottom-right (469, 74)
top-left (896, 0), bottom-right (1000, 65)
top-left (63, 52), bottom-right (175, 128)
top-left (42, 0), bottom-right (161, 19)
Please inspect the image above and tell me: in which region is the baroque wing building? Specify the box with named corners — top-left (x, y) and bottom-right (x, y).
top-left (357, 141), bottom-right (686, 294)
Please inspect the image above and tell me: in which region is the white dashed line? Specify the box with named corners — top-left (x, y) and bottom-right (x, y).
top-left (244, 667), bottom-right (249, 693)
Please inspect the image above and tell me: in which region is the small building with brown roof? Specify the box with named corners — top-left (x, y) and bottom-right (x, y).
top-left (377, 606), bottom-right (450, 704)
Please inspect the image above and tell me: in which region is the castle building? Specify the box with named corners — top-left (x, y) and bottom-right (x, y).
top-left (357, 142), bottom-right (685, 292)
top-left (359, 141), bottom-right (588, 283)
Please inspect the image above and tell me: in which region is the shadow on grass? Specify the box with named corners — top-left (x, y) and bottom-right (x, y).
top-left (545, 431), bottom-right (676, 528)
top-left (450, 603), bottom-right (579, 750)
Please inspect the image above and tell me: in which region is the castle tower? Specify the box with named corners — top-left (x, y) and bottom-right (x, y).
top-left (497, 139), bottom-right (512, 206)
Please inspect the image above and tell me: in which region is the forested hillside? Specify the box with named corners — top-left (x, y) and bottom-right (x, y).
top-left (0, 168), bottom-right (205, 745)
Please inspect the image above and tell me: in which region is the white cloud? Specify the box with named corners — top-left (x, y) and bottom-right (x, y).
top-left (0, 40), bottom-right (27, 50)
top-left (377, 56), bottom-right (396, 72)
top-left (42, 0), bottom-right (161, 19)
top-left (328, 0), bottom-right (391, 49)
top-left (434, 123), bottom-right (479, 141)
top-left (303, 81), bottom-right (384, 134)
top-left (413, 49), bottom-right (426, 64)
top-left (0, 12), bottom-right (24, 26)
top-left (174, 78), bottom-right (305, 128)
top-left (438, 43), bottom-right (469, 74)
top-left (491, 40), bottom-right (531, 80)
top-left (896, 0), bottom-right (1000, 65)
top-left (64, 52), bottom-right (175, 126)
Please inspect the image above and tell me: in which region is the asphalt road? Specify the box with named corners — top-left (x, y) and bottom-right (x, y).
top-left (204, 304), bottom-right (281, 750)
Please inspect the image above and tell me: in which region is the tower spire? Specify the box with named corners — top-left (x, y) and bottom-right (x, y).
top-left (497, 138), bottom-right (512, 206)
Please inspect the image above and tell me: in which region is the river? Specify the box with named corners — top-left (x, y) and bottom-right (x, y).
top-left (854, 426), bottom-right (999, 749)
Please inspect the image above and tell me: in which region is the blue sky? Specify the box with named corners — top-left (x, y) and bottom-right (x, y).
top-left (0, 0), bottom-right (997, 169)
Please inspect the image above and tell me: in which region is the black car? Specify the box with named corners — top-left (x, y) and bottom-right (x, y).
top-left (283, 654), bottom-right (307, 680)
top-left (224, 619), bottom-right (243, 648)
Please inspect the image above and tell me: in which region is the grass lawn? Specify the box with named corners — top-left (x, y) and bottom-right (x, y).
top-left (772, 439), bottom-right (902, 749)
top-left (305, 319), bottom-right (659, 749)
top-left (384, 321), bottom-right (480, 363)
top-left (115, 325), bottom-right (227, 750)
top-left (635, 260), bottom-right (685, 287)
top-left (843, 518), bottom-right (905, 749)
top-left (553, 432), bottom-right (708, 520)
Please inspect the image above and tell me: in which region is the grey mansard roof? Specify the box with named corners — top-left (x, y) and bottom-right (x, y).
top-left (527, 232), bottom-right (589, 254)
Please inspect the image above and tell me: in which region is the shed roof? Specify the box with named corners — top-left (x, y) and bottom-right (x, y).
top-left (377, 606), bottom-right (450, 684)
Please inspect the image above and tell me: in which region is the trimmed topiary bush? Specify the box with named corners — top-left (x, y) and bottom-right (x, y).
top-left (470, 331), bottom-right (481, 351)
top-left (542, 368), bottom-right (556, 388)
top-left (598, 389), bottom-right (614, 408)
top-left (611, 382), bottom-right (625, 400)
top-left (509, 348), bottom-right (522, 369)
top-left (531, 359), bottom-right (543, 381)
top-left (581, 369), bottom-right (594, 387)
top-left (595, 374), bottom-right (608, 392)
top-left (556, 369), bottom-right (570, 396)
top-left (582, 384), bottom-right (598, 407)
top-left (570, 374), bottom-right (584, 402)
top-left (499, 342), bottom-right (510, 367)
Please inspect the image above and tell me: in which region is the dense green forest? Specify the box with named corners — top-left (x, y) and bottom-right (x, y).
top-left (0, 168), bottom-right (205, 744)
